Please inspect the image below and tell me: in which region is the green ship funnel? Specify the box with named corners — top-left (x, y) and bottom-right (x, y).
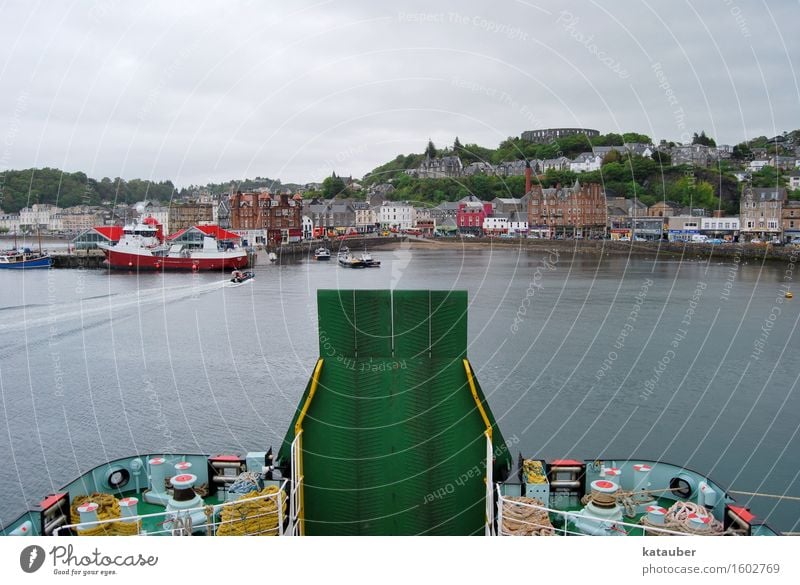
top-left (278, 290), bottom-right (511, 535)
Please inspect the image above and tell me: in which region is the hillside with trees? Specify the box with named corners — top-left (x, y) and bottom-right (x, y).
top-left (363, 130), bottom-right (799, 213)
top-left (0, 168), bottom-right (177, 213)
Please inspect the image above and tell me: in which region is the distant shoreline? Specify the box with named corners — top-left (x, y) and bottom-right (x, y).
top-left (397, 236), bottom-right (797, 263)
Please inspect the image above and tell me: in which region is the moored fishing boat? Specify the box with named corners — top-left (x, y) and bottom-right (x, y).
top-left (0, 249), bottom-right (51, 269)
top-left (0, 290), bottom-right (785, 537)
top-left (97, 219), bottom-right (248, 271)
top-left (314, 247), bottom-right (331, 261)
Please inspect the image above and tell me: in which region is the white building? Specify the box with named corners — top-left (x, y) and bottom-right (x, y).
top-left (302, 215), bottom-right (314, 239)
top-left (0, 213), bottom-right (21, 233)
top-left (700, 217), bottom-right (740, 236)
top-left (353, 203), bottom-right (376, 233)
top-left (569, 153), bottom-right (602, 173)
top-left (747, 159), bottom-right (770, 172)
top-left (379, 202), bottom-right (415, 230)
top-left (483, 215), bottom-right (509, 234)
top-left (19, 204), bottom-right (58, 232)
top-left (508, 211), bottom-right (529, 234)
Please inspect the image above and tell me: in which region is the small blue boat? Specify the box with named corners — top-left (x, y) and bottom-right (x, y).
top-left (0, 249), bottom-right (52, 269)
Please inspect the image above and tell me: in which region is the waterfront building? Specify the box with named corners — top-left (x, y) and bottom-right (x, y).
top-left (482, 214), bottom-right (509, 235)
top-left (739, 186), bottom-right (786, 242)
top-left (72, 225), bottom-right (124, 250)
top-left (610, 217), bottom-right (665, 241)
top-left (507, 211), bottom-right (528, 235)
top-left (526, 180), bottom-right (606, 238)
top-left (379, 202), bottom-right (415, 230)
top-left (0, 213), bottom-right (21, 234)
top-left (301, 215), bottom-right (314, 240)
top-left (229, 191), bottom-right (303, 244)
top-left (19, 204), bottom-right (57, 233)
top-left (353, 202), bottom-right (376, 233)
top-left (456, 200), bottom-right (492, 235)
top-left (430, 201), bottom-right (460, 221)
top-left (667, 216), bottom-right (702, 242)
top-left (782, 200), bottom-right (800, 242)
top-left (700, 217), bottom-right (740, 240)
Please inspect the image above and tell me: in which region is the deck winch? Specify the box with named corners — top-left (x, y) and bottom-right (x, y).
top-left (164, 473), bottom-right (205, 533)
top-left (574, 480), bottom-right (625, 535)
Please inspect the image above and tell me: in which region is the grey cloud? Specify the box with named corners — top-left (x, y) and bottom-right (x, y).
top-left (0, 0), bottom-right (797, 186)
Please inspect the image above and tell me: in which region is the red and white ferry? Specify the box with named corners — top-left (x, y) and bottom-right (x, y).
top-left (98, 218), bottom-right (248, 271)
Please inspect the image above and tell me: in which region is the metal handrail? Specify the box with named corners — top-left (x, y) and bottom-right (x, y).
top-left (54, 479), bottom-right (288, 536)
top-left (495, 487), bottom-right (695, 537)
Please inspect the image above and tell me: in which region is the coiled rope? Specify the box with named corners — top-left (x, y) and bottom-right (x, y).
top-left (581, 489), bottom-right (655, 518)
top-left (216, 485), bottom-right (286, 536)
top-left (70, 493), bottom-right (140, 536)
top-left (640, 501), bottom-right (743, 535)
top-left (500, 496), bottom-right (555, 536)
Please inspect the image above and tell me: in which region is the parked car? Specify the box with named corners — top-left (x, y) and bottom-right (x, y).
top-left (618, 236), bottom-right (631, 242)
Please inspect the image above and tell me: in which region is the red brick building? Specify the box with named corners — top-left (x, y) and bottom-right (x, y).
top-left (527, 181), bottom-right (606, 238)
top-left (229, 191), bottom-right (303, 244)
top-left (456, 201), bottom-right (493, 235)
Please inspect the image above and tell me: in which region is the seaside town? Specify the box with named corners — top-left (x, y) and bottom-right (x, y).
top-left (2, 127), bottom-right (799, 250)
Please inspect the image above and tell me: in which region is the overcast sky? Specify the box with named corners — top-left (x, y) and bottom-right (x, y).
top-left (0, 0), bottom-right (797, 187)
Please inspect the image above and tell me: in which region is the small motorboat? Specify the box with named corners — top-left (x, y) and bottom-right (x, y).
top-left (359, 251), bottom-right (380, 268)
top-left (268, 252), bottom-right (278, 263)
top-left (314, 247), bottom-right (331, 261)
top-left (229, 270), bottom-right (255, 285)
top-left (338, 253), bottom-right (366, 268)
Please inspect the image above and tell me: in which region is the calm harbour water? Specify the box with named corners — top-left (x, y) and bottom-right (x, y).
top-left (0, 244), bottom-right (798, 531)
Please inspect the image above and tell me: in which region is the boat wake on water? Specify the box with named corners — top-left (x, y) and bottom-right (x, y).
top-left (0, 280), bottom-right (230, 334)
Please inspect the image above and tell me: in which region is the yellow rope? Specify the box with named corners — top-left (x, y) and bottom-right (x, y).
top-left (70, 493), bottom-right (140, 536)
top-left (216, 486), bottom-right (286, 536)
top-left (522, 460), bottom-right (547, 484)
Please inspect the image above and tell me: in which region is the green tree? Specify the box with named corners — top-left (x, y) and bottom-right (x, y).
top-left (651, 150), bottom-right (672, 166)
top-left (424, 139), bottom-right (437, 159)
top-left (622, 132), bottom-right (652, 144)
top-left (692, 131), bottom-right (717, 147)
top-left (321, 172), bottom-right (347, 199)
